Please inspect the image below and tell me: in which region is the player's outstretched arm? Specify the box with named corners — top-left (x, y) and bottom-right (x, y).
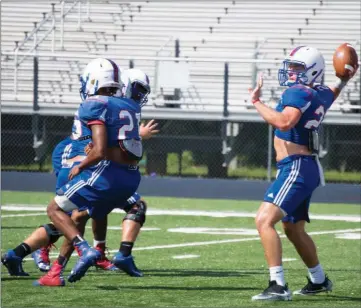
top-left (249, 74), bottom-right (301, 131)
top-left (69, 124), bottom-right (107, 180)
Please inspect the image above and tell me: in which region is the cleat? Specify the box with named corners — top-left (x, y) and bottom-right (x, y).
top-left (94, 245), bottom-right (118, 271)
top-left (252, 281), bottom-right (292, 301)
top-left (293, 276), bottom-right (333, 295)
top-left (32, 246), bottom-right (52, 272)
top-left (112, 252), bottom-right (143, 277)
top-left (74, 245), bottom-right (82, 257)
top-left (1, 250), bottom-right (29, 276)
top-left (33, 260), bottom-right (65, 287)
top-left (67, 241), bottom-right (101, 283)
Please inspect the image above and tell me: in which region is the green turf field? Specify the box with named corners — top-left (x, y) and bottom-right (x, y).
top-left (1, 191), bottom-right (361, 307)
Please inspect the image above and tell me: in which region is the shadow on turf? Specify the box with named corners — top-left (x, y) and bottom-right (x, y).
top-left (140, 269), bottom-right (263, 277)
top-left (96, 285), bottom-right (258, 292)
top-left (302, 295), bottom-right (361, 303)
top-left (329, 295), bottom-right (361, 302)
top-left (1, 276), bottom-right (35, 281)
top-left (293, 294), bottom-right (361, 307)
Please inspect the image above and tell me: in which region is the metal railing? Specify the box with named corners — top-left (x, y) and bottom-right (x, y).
top-left (153, 36), bottom-right (175, 103)
top-left (2, 51), bottom-right (361, 122)
top-left (8, 50), bottom-right (357, 65)
top-left (60, 0), bottom-right (87, 49)
top-left (13, 4), bottom-right (55, 95)
top-left (13, 0), bottom-right (84, 95)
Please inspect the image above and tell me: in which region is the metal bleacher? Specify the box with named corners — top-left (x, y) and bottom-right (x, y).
top-left (1, 0), bottom-right (360, 121)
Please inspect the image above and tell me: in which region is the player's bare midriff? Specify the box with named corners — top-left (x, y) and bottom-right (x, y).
top-left (106, 146), bottom-right (138, 166)
top-left (274, 136), bottom-right (311, 162)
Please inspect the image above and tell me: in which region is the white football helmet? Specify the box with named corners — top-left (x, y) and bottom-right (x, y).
top-left (278, 46), bottom-right (325, 87)
top-left (79, 58), bottom-right (123, 100)
top-left (122, 68), bottom-right (151, 106)
top-left (121, 70), bottom-right (132, 99)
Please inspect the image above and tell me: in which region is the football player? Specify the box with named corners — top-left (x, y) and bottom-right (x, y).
top-left (250, 46), bottom-right (358, 301)
top-left (1, 61), bottom-right (155, 285)
top-left (43, 57), bottom-right (146, 283)
top-left (31, 68), bottom-right (156, 277)
top-left (33, 68), bottom-right (156, 286)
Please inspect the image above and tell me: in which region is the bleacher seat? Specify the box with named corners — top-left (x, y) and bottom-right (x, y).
top-left (1, 0), bottom-right (360, 114)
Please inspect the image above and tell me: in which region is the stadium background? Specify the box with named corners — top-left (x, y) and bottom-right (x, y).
top-left (1, 0), bottom-right (360, 184)
top-left (1, 1), bottom-right (361, 308)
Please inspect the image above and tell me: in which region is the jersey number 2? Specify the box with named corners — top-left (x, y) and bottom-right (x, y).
top-left (118, 110), bottom-right (141, 139)
top-left (304, 105), bottom-right (325, 129)
top-left (71, 119), bottom-right (82, 140)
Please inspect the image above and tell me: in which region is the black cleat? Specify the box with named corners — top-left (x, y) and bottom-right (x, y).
top-left (293, 275), bottom-right (333, 296)
top-left (252, 280), bottom-right (292, 301)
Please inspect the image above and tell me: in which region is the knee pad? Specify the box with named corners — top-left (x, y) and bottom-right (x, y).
top-left (123, 199), bottom-right (147, 227)
top-left (41, 223), bottom-right (63, 244)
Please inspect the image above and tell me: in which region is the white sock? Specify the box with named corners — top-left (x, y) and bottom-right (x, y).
top-left (93, 239), bottom-right (106, 247)
top-left (269, 266), bottom-right (286, 286)
top-left (308, 264), bottom-right (325, 284)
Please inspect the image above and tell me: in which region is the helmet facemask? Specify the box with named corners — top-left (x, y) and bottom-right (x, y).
top-left (96, 87), bottom-right (123, 97)
top-left (278, 61), bottom-right (312, 87)
top-left (131, 81), bottom-right (150, 107)
top-left (79, 74), bottom-right (90, 100)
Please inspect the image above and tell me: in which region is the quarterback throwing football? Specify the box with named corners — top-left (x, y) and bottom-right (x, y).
top-left (250, 46), bottom-right (358, 301)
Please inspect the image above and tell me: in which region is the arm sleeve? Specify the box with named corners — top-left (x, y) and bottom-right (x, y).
top-left (78, 100), bottom-right (107, 126)
top-left (282, 86), bottom-right (313, 113)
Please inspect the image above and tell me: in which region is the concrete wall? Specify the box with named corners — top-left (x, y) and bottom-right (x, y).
top-left (2, 171), bottom-right (360, 204)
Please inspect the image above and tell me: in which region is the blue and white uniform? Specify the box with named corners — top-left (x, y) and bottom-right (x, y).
top-left (52, 136), bottom-right (72, 179)
top-left (51, 106), bottom-right (143, 216)
top-left (54, 95), bottom-right (142, 219)
top-left (52, 109), bottom-right (93, 191)
top-left (264, 84), bottom-right (334, 223)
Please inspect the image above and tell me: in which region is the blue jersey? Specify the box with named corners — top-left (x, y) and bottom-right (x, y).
top-left (68, 110), bottom-right (93, 159)
top-left (78, 95), bottom-right (141, 147)
top-left (275, 84), bottom-right (334, 146)
top-left (52, 136), bottom-right (72, 176)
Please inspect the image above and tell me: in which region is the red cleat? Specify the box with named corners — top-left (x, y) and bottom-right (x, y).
top-left (94, 244), bottom-right (118, 271)
top-left (33, 260), bottom-right (65, 286)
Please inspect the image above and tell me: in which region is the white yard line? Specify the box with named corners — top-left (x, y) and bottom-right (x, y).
top-left (282, 258), bottom-right (297, 262)
top-left (2, 205), bottom-right (47, 211)
top-left (172, 254), bottom-right (200, 259)
top-left (335, 232), bottom-right (361, 240)
top-left (2, 213), bottom-right (47, 218)
top-left (22, 227), bottom-right (361, 261)
top-left (85, 226), bottom-right (160, 231)
top-left (2, 204), bottom-right (361, 222)
top-left (133, 228), bottom-right (361, 251)
top-left (4, 204), bottom-right (360, 262)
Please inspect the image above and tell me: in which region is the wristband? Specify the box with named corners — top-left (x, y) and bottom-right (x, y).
top-left (252, 99), bottom-right (262, 104)
top-left (334, 78), bottom-right (348, 90)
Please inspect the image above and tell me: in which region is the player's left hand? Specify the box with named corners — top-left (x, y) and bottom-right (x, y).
top-left (140, 119), bottom-right (160, 140)
top-left (68, 165), bottom-right (82, 180)
top-left (249, 73), bottom-right (264, 103)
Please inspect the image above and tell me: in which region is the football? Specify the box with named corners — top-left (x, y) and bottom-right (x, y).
top-left (333, 43), bottom-right (359, 78)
